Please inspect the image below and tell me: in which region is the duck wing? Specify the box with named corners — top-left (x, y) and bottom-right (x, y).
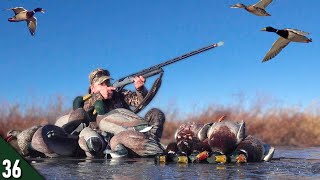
top-left (262, 37), bottom-right (290, 62)
top-left (253, 0), bottom-right (273, 9)
top-left (26, 17), bottom-right (37, 36)
top-left (8, 7), bottom-right (27, 15)
top-left (285, 28), bottom-right (310, 36)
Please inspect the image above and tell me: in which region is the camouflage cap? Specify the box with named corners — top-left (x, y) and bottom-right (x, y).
top-left (89, 68), bottom-right (112, 85)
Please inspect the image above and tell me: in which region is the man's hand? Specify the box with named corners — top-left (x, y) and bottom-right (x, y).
top-left (134, 76), bottom-right (145, 91)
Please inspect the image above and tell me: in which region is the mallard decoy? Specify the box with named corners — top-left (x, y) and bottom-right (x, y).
top-left (55, 108), bottom-right (91, 135)
top-left (261, 26), bottom-right (312, 62)
top-left (229, 135), bottom-right (275, 163)
top-left (78, 127), bottom-right (106, 158)
top-left (5, 125), bottom-right (42, 156)
top-left (97, 108), bottom-right (152, 135)
top-left (206, 119), bottom-right (246, 155)
top-left (108, 130), bottom-right (164, 158)
top-left (230, 0), bottom-right (273, 16)
top-left (7, 7), bottom-right (45, 36)
top-left (31, 124), bottom-right (81, 157)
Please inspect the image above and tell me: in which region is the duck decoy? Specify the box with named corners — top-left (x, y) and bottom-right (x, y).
top-left (230, 0), bottom-right (273, 16)
top-left (261, 26), bottom-right (312, 62)
top-left (5, 125), bottom-right (42, 156)
top-left (97, 108), bottom-right (152, 135)
top-left (7, 7), bottom-right (45, 36)
top-left (206, 119), bottom-right (246, 155)
top-left (229, 135), bottom-right (275, 163)
top-left (78, 127), bottom-right (106, 158)
top-left (31, 124), bottom-right (81, 157)
top-left (108, 130), bottom-right (164, 158)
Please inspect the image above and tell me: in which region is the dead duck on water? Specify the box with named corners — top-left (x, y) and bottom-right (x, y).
top-left (7, 7), bottom-right (45, 36)
top-left (206, 118), bottom-right (246, 155)
top-left (261, 26), bottom-right (312, 62)
top-left (229, 135), bottom-right (275, 163)
top-left (230, 0), bottom-right (273, 16)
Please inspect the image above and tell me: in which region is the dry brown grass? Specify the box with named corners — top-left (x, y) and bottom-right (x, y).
top-left (1, 94), bottom-right (320, 147)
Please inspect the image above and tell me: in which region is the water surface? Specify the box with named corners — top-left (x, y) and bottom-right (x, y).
top-left (30, 147), bottom-right (320, 179)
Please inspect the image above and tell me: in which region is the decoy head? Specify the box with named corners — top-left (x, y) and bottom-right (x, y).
top-left (5, 130), bottom-right (21, 142)
top-left (34, 8), bottom-right (45, 13)
top-left (261, 26), bottom-right (277, 32)
top-left (230, 3), bottom-right (246, 9)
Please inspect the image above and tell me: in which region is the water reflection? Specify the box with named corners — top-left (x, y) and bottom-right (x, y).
top-left (30, 147), bottom-right (320, 179)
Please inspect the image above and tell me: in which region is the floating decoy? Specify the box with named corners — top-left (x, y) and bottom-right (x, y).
top-left (230, 0), bottom-right (273, 16)
top-left (7, 7), bottom-right (45, 36)
top-left (261, 26), bottom-right (312, 62)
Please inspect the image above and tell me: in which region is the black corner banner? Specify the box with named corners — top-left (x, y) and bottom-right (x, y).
top-left (0, 137), bottom-right (43, 180)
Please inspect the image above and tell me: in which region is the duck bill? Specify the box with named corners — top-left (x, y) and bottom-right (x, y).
top-left (196, 151), bottom-right (209, 161)
top-left (159, 155), bottom-right (167, 163)
top-left (4, 135), bottom-right (13, 142)
top-left (41, 9), bottom-right (46, 13)
top-left (236, 154), bottom-right (247, 163)
top-left (261, 28), bottom-right (267, 31)
top-left (215, 155), bottom-right (227, 163)
top-left (177, 156), bottom-right (188, 164)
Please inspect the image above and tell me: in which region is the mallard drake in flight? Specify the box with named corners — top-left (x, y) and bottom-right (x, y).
top-left (7, 7), bottom-right (45, 36)
top-left (261, 26), bottom-right (312, 62)
top-left (230, 0), bottom-right (273, 16)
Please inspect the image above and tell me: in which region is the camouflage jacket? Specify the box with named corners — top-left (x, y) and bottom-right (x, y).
top-left (83, 86), bottom-right (148, 113)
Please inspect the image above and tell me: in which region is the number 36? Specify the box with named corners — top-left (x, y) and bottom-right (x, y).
top-left (2, 159), bottom-right (21, 178)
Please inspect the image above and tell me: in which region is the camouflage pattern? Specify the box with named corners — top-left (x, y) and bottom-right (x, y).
top-left (83, 86), bottom-right (148, 112)
top-left (89, 68), bottom-right (112, 85)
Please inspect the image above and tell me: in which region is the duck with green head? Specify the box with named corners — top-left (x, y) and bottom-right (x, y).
top-left (261, 26), bottom-right (312, 62)
top-left (230, 0), bottom-right (273, 16)
top-left (7, 7), bottom-right (45, 36)
top-left (229, 135), bottom-right (275, 163)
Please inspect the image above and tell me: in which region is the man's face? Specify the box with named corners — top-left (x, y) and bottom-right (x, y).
top-left (91, 80), bottom-right (114, 98)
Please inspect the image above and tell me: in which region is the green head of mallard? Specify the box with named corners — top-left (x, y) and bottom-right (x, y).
top-left (94, 100), bottom-right (108, 115)
top-left (33, 8), bottom-right (45, 13)
top-left (261, 26), bottom-right (277, 32)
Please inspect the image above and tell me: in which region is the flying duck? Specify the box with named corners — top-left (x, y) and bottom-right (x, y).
top-left (7, 7), bottom-right (45, 36)
top-left (230, 0), bottom-right (273, 16)
top-left (261, 26), bottom-right (312, 62)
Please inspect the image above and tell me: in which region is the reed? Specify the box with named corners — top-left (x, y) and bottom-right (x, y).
top-left (1, 95), bottom-right (320, 147)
